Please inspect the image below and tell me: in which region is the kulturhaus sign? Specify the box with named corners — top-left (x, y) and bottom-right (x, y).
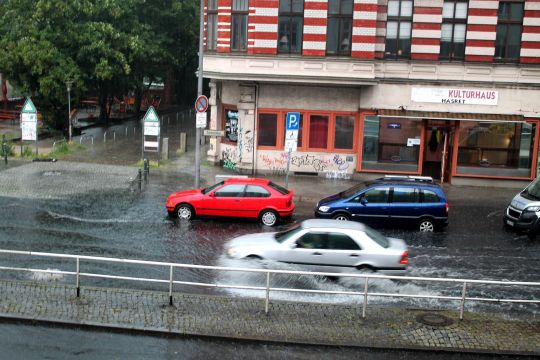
top-left (411, 88), bottom-right (498, 106)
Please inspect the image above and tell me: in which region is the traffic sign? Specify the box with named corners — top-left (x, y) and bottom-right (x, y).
top-left (142, 106), bottom-right (159, 122)
top-left (196, 112), bottom-right (207, 128)
top-left (286, 112), bottom-right (300, 130)
top-left (203, 129), bottom-right (225, 137)
top-left (195, 95), bottom-right (209, 113)
top-left (21, 97), bottom-right (37, 114)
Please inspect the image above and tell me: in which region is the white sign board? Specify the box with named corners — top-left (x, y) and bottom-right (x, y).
top-left (411, 88), bottom-right (498, 106)
top-left (21, 121), bottom-right (37, 141)
top-left (285, 129), bottom-right (298, 152)
top-left (144, 141), bottom-right (159, 148)
top-left (196, 112), bottom-right (207, 128)
top-left (407, 138), bottom-right (421, 147)
top-left (144, 121), bottom-right (160, 136)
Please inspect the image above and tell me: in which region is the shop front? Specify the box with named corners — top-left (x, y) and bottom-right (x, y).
top-left (357, 110), bottom-right (539, 183)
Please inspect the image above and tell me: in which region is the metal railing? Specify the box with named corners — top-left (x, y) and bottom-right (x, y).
top-left (79, 135), bottom-right (94, 145)
top-left (52, 139), bottom-right (66, 149)
top-left (0, 249), bottom-right (538, 319)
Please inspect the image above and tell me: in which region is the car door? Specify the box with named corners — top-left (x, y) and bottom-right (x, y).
top-left (349, 186), bottom-right (390, 226)
top-left (323, 232), bottom-right (363, 270)
top-left (241, 185), bottom-right (272, 218)
top-left (206, 184), bottom-right (246, 217)
top-left (274, 231), bottom-right (328, 269)
top-left (388, 186), bottom-right (422, 227)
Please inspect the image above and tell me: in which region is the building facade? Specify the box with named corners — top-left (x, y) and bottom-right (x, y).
top-left (203, 0), bottom-right (540, 185)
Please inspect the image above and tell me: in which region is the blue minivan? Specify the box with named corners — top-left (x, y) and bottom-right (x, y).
top-left (314, 176), bottom-right (449, 232)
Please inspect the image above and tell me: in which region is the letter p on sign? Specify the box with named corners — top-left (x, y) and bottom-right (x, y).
top-left (286, 112), bottom-right (300, 131)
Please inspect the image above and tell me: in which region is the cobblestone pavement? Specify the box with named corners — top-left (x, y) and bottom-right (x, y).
top-left (0, 279), bottom-right (538, 355)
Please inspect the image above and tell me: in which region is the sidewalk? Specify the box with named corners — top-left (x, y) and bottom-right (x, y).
top-left (0, 279), bottom-right (538, 355)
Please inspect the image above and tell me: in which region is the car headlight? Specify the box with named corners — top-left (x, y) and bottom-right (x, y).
top-left (525, 206), bottom-right (540, 212)
top-left (227, 247), bottom-right (237, 257)
top-left (318, 206), bottom-right (330, 212)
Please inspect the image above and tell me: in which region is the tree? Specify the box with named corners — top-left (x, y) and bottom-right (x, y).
top-left (0, 0), bottom-right (198, 129)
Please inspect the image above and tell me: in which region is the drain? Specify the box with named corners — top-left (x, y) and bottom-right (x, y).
top-left (416, 313), bottom-right (454, 327)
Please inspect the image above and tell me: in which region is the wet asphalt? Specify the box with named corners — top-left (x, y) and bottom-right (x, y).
top-left (0, 110), bottom-right (538, 318)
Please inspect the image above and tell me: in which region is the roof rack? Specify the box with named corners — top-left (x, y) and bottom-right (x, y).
top-left (379, 175), bottom-right (434, 183)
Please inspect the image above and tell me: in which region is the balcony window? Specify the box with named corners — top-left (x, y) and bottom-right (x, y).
top-left (231, 0), bottom-right (248, 51)
top-left (495, 2), bottom-right (523, 62)
top-left (440, 0), bottom-right (467, 60)
top-left (326, 0), bottom-right (353, 55)
top-left (207, 0), bottom-right (218, 51)
top-left (278, 0), bottom-right (304, 54)
top-left (385, 0), bottom-right (412, 59)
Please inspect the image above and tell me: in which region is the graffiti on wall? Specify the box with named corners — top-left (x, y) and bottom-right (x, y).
top-left (259, 152), bottom-right (353, 177)
top-left (222, 146), bottom-right (238, 170)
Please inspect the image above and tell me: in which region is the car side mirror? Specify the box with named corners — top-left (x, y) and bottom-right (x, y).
top-left (209, 192), bottom-right (215, 197)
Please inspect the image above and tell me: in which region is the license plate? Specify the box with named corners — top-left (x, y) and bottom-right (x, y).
top-left (506, 220), bottom-right (514, 226)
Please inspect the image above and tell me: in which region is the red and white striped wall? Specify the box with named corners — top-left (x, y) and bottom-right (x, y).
top-left (374, 1), bottom-right (387, 59)
top-left (352, 0), bottom-right (378, 58)
top-left (217, 0), bottom-right (232, 52)
top-left (465, 0), bottom-right (497, 62)
top-left (411, 0), bottom-right (442, 61)
top-left (248, 0), bottom-right (279, 55)
top-left (522, 0), bottom-right (540, 63)
top-left (303, 0), bottom-right (328, 56)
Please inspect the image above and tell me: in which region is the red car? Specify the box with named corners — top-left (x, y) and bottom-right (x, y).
top-left (165, 178), bottom-right (294, 226)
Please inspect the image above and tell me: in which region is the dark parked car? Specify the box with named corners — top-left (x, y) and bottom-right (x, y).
top-left (503, 176), bottom-right (540, 238)
top-left (314, 176), bottom-right (449, 232)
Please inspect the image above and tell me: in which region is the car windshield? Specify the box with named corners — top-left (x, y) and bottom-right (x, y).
top-left (274, 223), bottom-right (303, 243)
top-left (522, 178), bottom-right (540, 200)
top-left (202, 181), bottom-right (224, 195)
top-left (364, 226), bottom-right (389, 248)
top-left (340, 183), bottom-right (366, 199)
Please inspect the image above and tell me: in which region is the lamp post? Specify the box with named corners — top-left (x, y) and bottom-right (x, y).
top-left (194, 0), bottom-right (204, 188)
top-left (66, 80), bottom-right (73, 142)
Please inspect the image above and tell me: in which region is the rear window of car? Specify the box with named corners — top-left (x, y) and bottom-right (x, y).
top-left (422, 189), bottom-right (440, 203)
top-left (268, 181), bottom-right (289, 195)
top-left (364, 227), bottom-right (389, 248)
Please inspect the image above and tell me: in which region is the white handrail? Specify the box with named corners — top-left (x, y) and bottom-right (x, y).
top-left (0, 249), bottom-right (538, 320)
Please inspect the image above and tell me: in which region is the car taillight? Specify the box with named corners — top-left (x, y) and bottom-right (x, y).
top-left (399, 251), bottom-right (409, 265)
top-left (445, 202), bottom-right (449, 214)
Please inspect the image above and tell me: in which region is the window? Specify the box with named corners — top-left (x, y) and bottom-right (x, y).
top-left (385, 0), bottom-right (413, 59)
top-left (224, 109), bottom-right (239, 142)
top-left (258, 113), bottom-right (278, 147)
top-left (361, 116), bottom-right (422, 172)
top-left (422, 190), bottom-right (440, 203)
top-left (327, 233), bottom-right (361, 250)
top-left (207, 0), bottom-right (218, 51)
top-left (296, 232), bottom-right (327, 249)
top-left (326, 0), bottom-right (353, 55)
top-left (392, 187), bottom-right (419, 203)
top-left (456, 121), bottom-right (535, 178)
top-left (495, 2), bottom-right (523, 62)
top-left (231, 0), bottom-right (248, 51)
top-left (334, 115), bottom-right (354, 150)
top-left (308, 115), bottom-right (329, 149)
top-left (244, 185), bottom-right (271, 197)
top-left (214, 184), bottom-right (246, 197)
top-left (278, 0), bottom-right (304, 54)
top-left (440, 0), bottom-right (467, 60)
top-left (363, 187), bottom-right (390, 203)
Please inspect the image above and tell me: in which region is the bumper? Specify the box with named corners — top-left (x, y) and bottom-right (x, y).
top-left (314, 210), bottom-right (332, 219)
top-left (503, 213), bottom-right (538, 232)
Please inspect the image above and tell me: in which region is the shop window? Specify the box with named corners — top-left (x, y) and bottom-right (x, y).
top-left (361, 116), bottom-right (421, 172)
top-left (456, 121), bottom-right (535, 178)
top-left (258, 113), bottom-right (278, 147)
top-left (224, 108), bottom-right (239, 143)
top-left (207, 0), bottom-right (218, 51)
top-left (495, 2), bottom-right (523, 62)
top-left (308, 115), bottom-right (329, 149)
top-left (334, 115), bottom-right (354, 150)
top-left (231, 0), bottom-right (248, 51)
top-left (326, 0), bottom-right (353, 56)
top-left (278, 0), bottom-right (304, 54)
top-left (440, 0), bottom-right (467, 61)
top-left (385, 0), bottom-right (412, 59)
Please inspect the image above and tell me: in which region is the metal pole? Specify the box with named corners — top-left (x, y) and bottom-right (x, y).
top-left (285, 149), bottom-right (291, 188)
top-left (195, 0), bottom-right (204, 188)
top-left (265, 271), bottom-right (270, 315)
top-left (169, 266), bottom-right (174, 306)
top-left (67, 83), bottom-right (72, 143)
top-left (362, 277), bottom-right (369, 318)
top-left (459, 281), bottom-right (467, 320)
top-left (76, 257), bottom-right (80, 297)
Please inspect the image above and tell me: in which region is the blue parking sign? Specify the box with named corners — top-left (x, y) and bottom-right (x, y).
top-left (286, 112), bottom-right (300, 130)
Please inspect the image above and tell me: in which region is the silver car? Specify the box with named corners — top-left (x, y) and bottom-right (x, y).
top-left (226, 219), bottom-right (409, 275)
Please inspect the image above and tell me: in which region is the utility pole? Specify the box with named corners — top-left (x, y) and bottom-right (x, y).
top-left (195, 0), bottom-right (204, 188)
top-left (66, 80), bottom-right (73, 142)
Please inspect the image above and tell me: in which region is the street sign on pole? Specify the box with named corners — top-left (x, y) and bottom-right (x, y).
top-left (284, 112), bottom-right (300, 188)
top-left (142, 106), bottom-right (160, 153)
top-left (20, 98), bottom-right (38, 155)
top-left (196, 112), bottom-right (207, 128)
top-left (195, 95), bottom-right (209, 113)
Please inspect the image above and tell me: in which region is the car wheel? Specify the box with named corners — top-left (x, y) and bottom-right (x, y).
top-left (418, 218), bottom-right (435, 232)
top-left (176, 204), bottom-right (194, 220)
top-left (260, 210), bottom-right (278, 226)
top-left (332, 213), bottom-right (350, 221)
top-left (356, 265), bottom-right (375, 274)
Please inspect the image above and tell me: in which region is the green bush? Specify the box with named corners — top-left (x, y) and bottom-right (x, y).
top-left (0, 142), bottom-right (14, 157)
